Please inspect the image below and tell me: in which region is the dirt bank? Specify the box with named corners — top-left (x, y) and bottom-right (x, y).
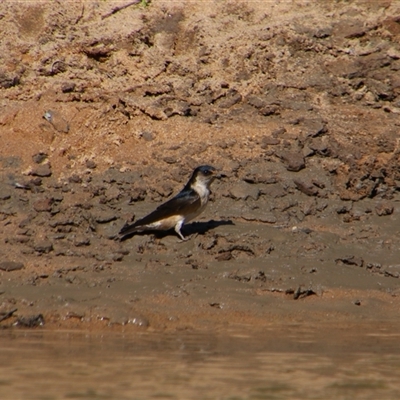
top-left (1, 0), bottom-right (400, 331)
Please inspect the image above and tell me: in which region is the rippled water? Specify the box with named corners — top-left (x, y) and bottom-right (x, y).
top-left (2, 325), bottom-right (400, 399)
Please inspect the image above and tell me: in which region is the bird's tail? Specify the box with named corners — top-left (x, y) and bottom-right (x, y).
top-left (111, 221), bottom-right (140, 241)
top-left (106, 217), bottom-right (137, 241)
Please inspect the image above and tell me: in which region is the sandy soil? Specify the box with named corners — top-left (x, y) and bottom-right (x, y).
top-left (1, 0), bottom-right (400, 332)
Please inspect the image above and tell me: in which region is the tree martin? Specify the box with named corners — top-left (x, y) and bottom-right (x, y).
top-left (116, 165), bottom-right (218, 241)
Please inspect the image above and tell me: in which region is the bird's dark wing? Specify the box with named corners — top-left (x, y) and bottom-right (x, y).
top-left (118, 188), bottom-right (200, 235)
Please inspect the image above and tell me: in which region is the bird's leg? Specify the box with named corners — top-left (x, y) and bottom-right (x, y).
top-left (177, 232), bottom-right (188, 241)
top-left (175, 221), bottom-right (188, 241)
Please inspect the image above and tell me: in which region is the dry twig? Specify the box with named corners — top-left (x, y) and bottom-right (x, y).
top-left (102, 0), bottom-right (142, 20)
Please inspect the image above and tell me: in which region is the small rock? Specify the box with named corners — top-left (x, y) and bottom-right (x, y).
top-left (30, 177), bottom-right (43, 187)
top-left (65, 311), bottom-right (84, 320)
top-left (19, 217), bottom-right (33, 228)
top-left (34, 240), bottom-right (53, 254)
top-left (203, 112), bottom-right (219, 124)
top-left (74, 236), bottom-right (90, 247)
top-left (293, 286), bottom-right (316, 300)
top-left (242, 173), bottom-right (277, 185)
top-left (335, 256), bottom-right (364, 268)
top-left (336, 204), bottom-right (352, 214)
top-left (303, 119), bottom-right (326, 138)
top-left (111, 253), bottom-right (124, 262)
top-left (104, 186), bottom-right (120, 201)
top-left (344, 27), bottom-right (366, 39)
top-left (302, 145), bottom-right (314, 158)
top-left (260, 136), bottom-right (280, 148)
top-left (141, 131), bottom-right (155, 141)
top-left (217, 140), bottom-right (229, 149)
top-left (384, 265), bottom-right (400, 278)
top-left (313, 26), bottom-right (332, 38)
top-left (90, 209), bottom-right (116, 223)
top-left (163, 156), bottom-right (177, 165)
top-left (262, 183), bottom-right (287, 198)
top-left (312, 179), bottom-right (325, 189)
top-left (32, 152), bottom-right (48, 164)
top-left (375, 202), bottom-right (394, 216)
top-left (287, 117), bottom-right (302, 125)
top-left (52, 192), bottom-right (64, 202)
top-left (259, 105), bottom-right (280, 116)
top-left (0, 72), bottom-right (19, 88)
top-left (200, 236), bottom-right (217, 250)
top-left (216, 89), bottom-right (242, 108)
top-left (8, 236), bottom-right (30, 244)
top-left (280, 151), bottom-right (306, 172)
top-left (387, 47), bottom-right (400, 60)
top-left (309, 138), bottom-right (331, 156)
top-left (272, 127), bottom-right (287, 137)
top-left (215, 251), bottom-right (232, 261)
top-left (128, 315), bottom-right (149, 327)
top-left (43, 110), bottom-right (70, 133)
top-left (61, 82), bottom-right (76, 93)
top-left (229, 182), bottom-right (260, 200)
top-left (0, 261), bottom-right (25, 271)
top-left (247, 95), bottom-right (266, 109)
top-left (33, 197), bottom-right (53, 212)
top-left (86, 160), bottom-right (97, 169)
top-left (294, 179), bottom-right (319, 196)
top-left (68, 174), bottom-right (82, 184)
top-left (15, 314), bottom-right (44, 328)
top-left (31, 164), bottom-right (52, 177)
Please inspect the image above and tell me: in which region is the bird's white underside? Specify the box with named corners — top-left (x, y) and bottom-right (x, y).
top-left (143, 179), bottom-right (210, 232)
top-left (144, 202), bottom-right (207, 231)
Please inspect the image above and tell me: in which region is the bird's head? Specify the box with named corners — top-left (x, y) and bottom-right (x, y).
top-left (190, 165), bottom-right (218, 189)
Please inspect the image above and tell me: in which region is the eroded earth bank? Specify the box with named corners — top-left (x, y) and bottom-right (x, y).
top-left (1, 0), bottom-right (400, 331)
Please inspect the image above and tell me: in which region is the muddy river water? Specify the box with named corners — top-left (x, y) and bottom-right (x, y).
top-left (2, 323), bottom-right (400, 400)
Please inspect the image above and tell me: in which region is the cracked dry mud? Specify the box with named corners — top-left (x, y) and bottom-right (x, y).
top-left (1, 0), bottom-right (400, 331)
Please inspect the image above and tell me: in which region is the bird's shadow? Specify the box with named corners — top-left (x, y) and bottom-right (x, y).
top-left (183, 219), bottom-right (234, 236)
top-left (119, 219), bottom-right (234, 241)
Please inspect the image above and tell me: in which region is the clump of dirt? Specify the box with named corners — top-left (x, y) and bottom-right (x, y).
top-left (1, 0), bottom-right (400, 331)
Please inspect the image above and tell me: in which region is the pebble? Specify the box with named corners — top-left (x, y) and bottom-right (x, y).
top-left (32, 153), bottom-right (48, 164)
top-left (294, 179), bottom-right (319, 197)
top-left (43, 110), bottom-right (70, 133)
top-left (15, 314), bottom-right (45, 327)
top-left (86, 160), bottom-right (97, 169)
top-left (31, 164), bottom-right (52, 177)
top-left (33, 197), bottom-right (53, 212)
top-left (279, 151), bottom-right (306, 172)
top-left (34, 240), bottom-right (53, 254)
top-left (61, 82), bottom-right (76, 93)
top-left (229, 182), bottom-right (260, 201)
top-left (375, 202), bottom-right (394, 216)
top-left (74, 236), bottom-right (90, 247)
top-left (0, 261), bottom-right (25, 271)
top-left (335, 256), bottom-right (364, 268)
top-left (128, 316), bottom-right (149, 327)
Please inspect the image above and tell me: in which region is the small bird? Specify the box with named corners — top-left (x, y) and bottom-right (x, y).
top-left (116, 165), bottom-right (218, 241)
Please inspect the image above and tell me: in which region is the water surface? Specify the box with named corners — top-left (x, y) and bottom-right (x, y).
top-left (2, 324), bottom-right (400, 399)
